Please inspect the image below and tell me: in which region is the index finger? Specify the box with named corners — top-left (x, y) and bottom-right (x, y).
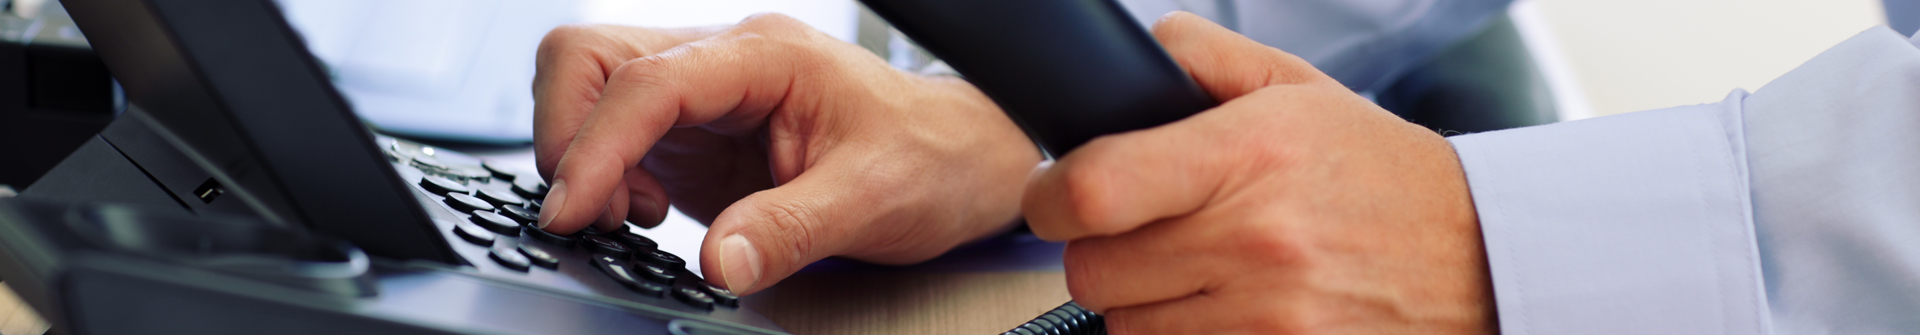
top-left (536, 15), bottom-right (825, 234)
top-left (533, 24), bottom-right (726, 181)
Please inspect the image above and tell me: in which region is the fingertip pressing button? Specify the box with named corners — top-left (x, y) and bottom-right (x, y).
top-left (489, 245), bottom-right (531, 271)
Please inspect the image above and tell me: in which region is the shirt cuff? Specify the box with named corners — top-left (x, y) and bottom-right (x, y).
top-left (1448, 93), bottom-right (1770, 334)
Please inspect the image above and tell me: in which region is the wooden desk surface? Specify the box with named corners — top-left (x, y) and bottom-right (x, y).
top-left (0, 283), bottom-right (49, 335)
top-left (0, 271), bottom-right (1068, 335)
top-left (748, 271), bottom-right (1070, 335)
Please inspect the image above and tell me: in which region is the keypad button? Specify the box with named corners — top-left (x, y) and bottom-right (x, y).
top-left (512, 178), bottom-right (549, 199)
top-left (470, 211), bottom-right (521, 236)
top-left (634, 262), bottom-right (677, 284)
top-left (700, 282), bottom-right (739, 308)
top-left (614, 231), bottom-right (659, 253)
top-left (447, 166), bottom-right (492, 184)
top-left (384, 144), bottom-right (409, 163)
top-left (594, 255), bottom-right (666, 297)
top-left (583, 235), bottom-right (631, 258)
top-left (445, 193), bottom-right (492, 212)
top-left (629, 279), bottom-right (669, 298)
top-left (672, 286), bottom-right (715, 310)
top-left (594, 256), bottom-right (640, 283)
top-left (482, 161), bottom-right (520, 181)
top-left (517, 244), bottom-right (561, 269)
top-left (419, 176), bottom-right (469, 195)
top-left (638, 249), bottom-right (686, 268)
top-left (527, 226), bottom-right (578, 248)
top-left (452, 222), bottom-right (495, 246)
top-left (500, 205), bottom-right (538, 224)
top-left (573, 225), bottom-right (611, 238)
top-left (410, 154), bottom-right (449, 172)
top-left (476, 189), bottom-right (527, 208)
top-left (489, 245), bottom-right (531, 271)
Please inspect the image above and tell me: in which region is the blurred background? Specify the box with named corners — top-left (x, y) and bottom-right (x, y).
top-left (259, 0), bottom-right (1900, 143)
top-left (0, 0), bottom-right (1897, 191)
top-left (0, 1), bottom-right (1900, 334)
top-left (1533, 0), bottom-right (1885, 116)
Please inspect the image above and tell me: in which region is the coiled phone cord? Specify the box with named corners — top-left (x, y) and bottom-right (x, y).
top-left (1001, 301), bottom-right (1105, 335)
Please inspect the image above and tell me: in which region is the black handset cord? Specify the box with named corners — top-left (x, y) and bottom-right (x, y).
top-left (1003, 301), bottom-right (1106, 335)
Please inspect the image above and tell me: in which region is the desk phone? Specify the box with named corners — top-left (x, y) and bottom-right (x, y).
top-left (0, 0), bottom-right (1204, 333)
top-left (0, 0), bottom-right (780, 333)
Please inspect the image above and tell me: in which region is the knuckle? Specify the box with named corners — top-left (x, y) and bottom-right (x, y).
top-left (753, 199), bottom-right (823, 260)
top-left (1234, 221), bottom-right (1311, 268)
top-left (1061, 242), bottom-right (1109, 306)
top-left (737, 13), bottom-right (808, 33)
top-left (538, 24), bottom-right (605, 59)
top-left (607, 57), bottom-right (675, 90)
top-left (1056, 161), bottom-right (1115, 232)
top-left (729, 13), bottom-right (835, 62)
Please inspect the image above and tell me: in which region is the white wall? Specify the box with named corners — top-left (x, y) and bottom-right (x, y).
top-left (1534, 0), bottom-right (1886, 116)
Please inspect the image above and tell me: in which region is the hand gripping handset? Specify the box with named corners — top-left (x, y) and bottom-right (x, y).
top-left (857, 1), bottom-right (1218, 334)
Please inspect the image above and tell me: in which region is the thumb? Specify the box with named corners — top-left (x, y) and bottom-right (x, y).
top-left (1150, 11), bottom-right (1335, 100)
top-left (696, 171), bottom-right (867, 295)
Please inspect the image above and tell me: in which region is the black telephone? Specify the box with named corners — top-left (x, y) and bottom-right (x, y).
top-left (0, 0), bottom-right (782, 334)
top-left (0, 0), bottom-right (1205, 334)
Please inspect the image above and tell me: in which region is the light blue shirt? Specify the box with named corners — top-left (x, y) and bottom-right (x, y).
top-left (1452, 26), bottom-right (1920, 334)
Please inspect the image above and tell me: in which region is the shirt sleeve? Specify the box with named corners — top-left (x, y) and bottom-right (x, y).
top-left (1742, 27), bottom-right (1920, 334)
top-left (1447, 25), bottom-right (1920, 335)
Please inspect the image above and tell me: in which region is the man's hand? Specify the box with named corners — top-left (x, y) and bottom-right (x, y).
top-left (1023, 13), bottom-right (1496, 334)
top-left (533, 15), bottom-right (1040, 295)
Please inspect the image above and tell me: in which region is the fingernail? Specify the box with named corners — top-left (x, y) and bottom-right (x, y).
top-left (537, 180), bottom-right (568, 229)
top-left (1028, 160), bottom-right (1056, 182)
top-left (638, 196), bottom-right (664, 227)
top-left (720, 234), bottom-right (763, 292)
